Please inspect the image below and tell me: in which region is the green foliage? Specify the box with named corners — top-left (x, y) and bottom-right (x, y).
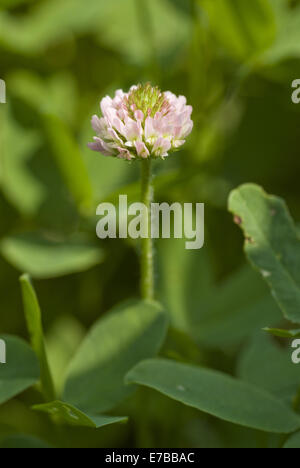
top-left (237, 333), bottom-right (300, 403)
top-left (1, 233), bottom-right (104, 279)
top-left (0, 0), bottom-right (36, 8)
top-left (33, 401), bottom-right (127, 429)
top-left (0, 106), bottom-right (44, 216)
top-left (126, 358), bottom-right (300, 434)
top-left (264, 0), bottom-right (300, 63)
top-left (20, 274), bottom-right (55, 401)
top-left (229, 184), bottom-right (300, 324)
top-left (0, 434), bottom-right (52, 449)
top-left (44, 114), bottom-right (93, 213)
top-left (9, 70), bottom-right (77, 124)
top-left (158, 237), bottom-right (281, 349)
top-left (264, 327), bottom-right (300, 339)
top-left (0, 0), bottom-right (191, 63)
top-left (0, 335), bottom-right (39, 405)
top-left (284, 431), bottom-right (300, 448)
top-left (1, 0), bottom-right (300, 449)
top-left (45, 315), bottom-right (85, 394)
top-left (63, 300), bottom-right (168, 413)
top-left (201, 0), bottom-right (276, 61)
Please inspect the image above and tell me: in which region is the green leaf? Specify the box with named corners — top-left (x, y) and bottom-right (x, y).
top-left (0, 106), bottom-right (80, 230)
top-left (95, 0), bottom-right (191, 64)
top-left (193, 269), bottom-right (281, 349)
top-left (263, 0), bottom-right (300, 64)
top-left (9, 70), bottom-right (78, 125)
top-left (197, 296), bottom-right (281, 350)
top-left (0, 0), bottom-right (111, 54)
top-left (45, 315), bottom-right (86, 395)
top-left (0, 0), bottom-right (191, 64)
top-left (0, 105), bottom-right (44, 216)
top-left (1, 232), bottom-right (104, 279)
top-left (0, 335), bottom-right (40, 405)
top-left (201, 0), bottom-right (276, 61)
top-left (264, 328), bottom-right (300, 339)
top-left (20, 274), bottom-right (55, 401)
top-left (64, 300), bottom-right (168, 413)
top-left (158, 237), bottom-right (214, 333)
top-left (284, 431), bottom-right (300, 448)
top-left (44, 114), bottom-right (93, 213)
top-left (237, 333), bottom-right (300, 403)
top-left (228, 183), bottom-right (300, 324)
top-left (158, 236), bottom-right (281, 349)
top-left (126, 358), bottom-right (300, 434)
top-left (32, 401), bottom-right (127, 429)
top-left (0, 0), bottom-right (35, 8)
top-left (0, 434), bottom-right (52, 449)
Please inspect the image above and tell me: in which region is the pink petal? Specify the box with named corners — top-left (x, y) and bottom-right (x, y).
top-left (104, 107), bottom-right (118, 126)
top-left (177, 106), bottom-right (193, 125)
top-left (173, 139), bottom-right (185, 148)
top-left (173, 126), bottom-right (182, 138)
top-left (87, 137), bottom-right (114, 156)
top-left (145, 117), bottom-right (158, 140)
top-left (152, 137), bottom-right (171, 157)
top-left (176, 95), bottom-right (187, 111)
top-left (181, 120), bottom-right (194, 138)
top-left (117, 108), bottom-right (127, 120)
top-left (117, 147), bottom-right (134, 161)
top-left (135, 141), bottom-right (150, 158)
top-left (91, 115), bottom-right (103, 134)
top-left (112, 117), bottom-right (126, 136)
top-left (107, 127), bottom-right (123, 144)
top-left (115, 89), bottom-right (125, 99)
top-left (154, 112), bottom-right (163, 120)
top-left (100, 96), bottom-right (113, 115)
top-left (153, 116), bottom-right (173, 136)
top-left (134, 110), bottom-right (144, 121)
top-left (124, 118), bottom-right (142, 141)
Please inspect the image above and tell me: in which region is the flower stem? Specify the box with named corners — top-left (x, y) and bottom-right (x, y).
top-left (140, 159), bottom-right (154, 301)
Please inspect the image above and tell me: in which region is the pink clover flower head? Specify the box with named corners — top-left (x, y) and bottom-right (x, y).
top-left (88, 83), bottom-right (193, 161)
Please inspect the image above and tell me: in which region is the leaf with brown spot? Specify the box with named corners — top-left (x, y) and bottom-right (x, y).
top-left (229, 183), bottom-right (300, 324)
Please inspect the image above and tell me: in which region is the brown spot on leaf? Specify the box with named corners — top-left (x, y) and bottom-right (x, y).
top-left (234, 215), bottom-right (242, 225)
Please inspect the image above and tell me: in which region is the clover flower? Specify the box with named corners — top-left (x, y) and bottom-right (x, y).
top-left (88, 83), bottom-right (193, 161)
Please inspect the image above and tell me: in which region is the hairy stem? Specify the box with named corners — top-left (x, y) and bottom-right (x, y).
top-left (140, 159), bottom-right (154, 301)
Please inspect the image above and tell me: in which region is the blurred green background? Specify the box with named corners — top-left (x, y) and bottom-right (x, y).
top-left (0, 0), bottom-right (300, 448)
